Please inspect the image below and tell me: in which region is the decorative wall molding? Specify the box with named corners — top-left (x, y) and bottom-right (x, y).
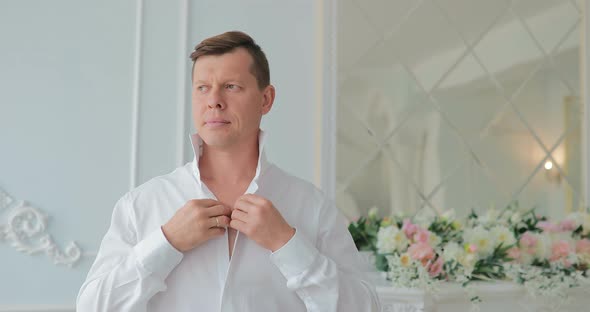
top-left (176, 0), bottom-right (190, 167)
top-left (130, 0), bottom-right (145, 189)
top-left (0, 188), bottom-right (14, 211)
top-left (0, 188), bottom-right (81, 267)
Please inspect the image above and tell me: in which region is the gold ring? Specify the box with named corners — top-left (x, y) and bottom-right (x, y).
top-left (215, 217), bottom-right (220, 227)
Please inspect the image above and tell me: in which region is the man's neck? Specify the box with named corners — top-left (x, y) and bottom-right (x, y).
top-left (198, 135), bottom-right (259, 186)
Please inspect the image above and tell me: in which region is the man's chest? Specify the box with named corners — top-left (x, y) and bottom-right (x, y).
top-left (204, 183), bottom-right (248, 259)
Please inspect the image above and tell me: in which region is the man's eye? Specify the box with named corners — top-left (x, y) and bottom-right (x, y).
top-left (197, 85), bottom-right (209, 92)
top-left (226, 84), bottom-right (238, 90)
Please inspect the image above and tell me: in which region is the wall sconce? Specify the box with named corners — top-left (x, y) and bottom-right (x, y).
top-left (544, 160), bottom-right (561, 183)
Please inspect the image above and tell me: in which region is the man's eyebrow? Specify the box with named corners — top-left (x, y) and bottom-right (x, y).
top-left (194, 77), bottom-right (246, 84)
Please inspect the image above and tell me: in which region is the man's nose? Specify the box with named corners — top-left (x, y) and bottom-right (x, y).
top-left (207, 87), bottom-right (226, 110)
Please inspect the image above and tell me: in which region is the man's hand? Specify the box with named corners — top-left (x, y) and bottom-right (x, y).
top-left (230, 194), bottom-right (295, 252)
top-left (162, 199), bottom-right (231, 252)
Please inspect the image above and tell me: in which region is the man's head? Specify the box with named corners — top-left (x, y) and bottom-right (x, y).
top-left (190, 31), bottom-right (275, 149)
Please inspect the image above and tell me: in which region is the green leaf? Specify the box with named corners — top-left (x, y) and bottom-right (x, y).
top-left (375, 254), bottom-right (390, 272)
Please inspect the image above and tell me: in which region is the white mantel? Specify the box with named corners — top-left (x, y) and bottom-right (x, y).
top-left (376, 281), bottom-right (590, 312)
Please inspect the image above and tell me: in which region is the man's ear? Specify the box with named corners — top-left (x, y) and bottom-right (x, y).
top-left (261, 85), bottom-right (275, 115)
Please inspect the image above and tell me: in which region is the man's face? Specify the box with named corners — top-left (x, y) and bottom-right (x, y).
top-left (192, 48), bottom-right (274, 149)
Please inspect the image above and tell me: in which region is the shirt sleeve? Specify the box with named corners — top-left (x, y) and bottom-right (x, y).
top-left (76, 193), bottom-right (183, 312)
top-left (269, 198), bottom-right (381, 312)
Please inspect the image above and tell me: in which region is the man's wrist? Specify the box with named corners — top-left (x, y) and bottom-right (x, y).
top-left (271, 227), bottom-right (296, 252)
top-left (134, 227), bottom-right (184, 279)
top-left (270, 228), bottom-right (320, 278)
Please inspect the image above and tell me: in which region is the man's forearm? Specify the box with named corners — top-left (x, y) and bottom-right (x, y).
top-left (77, 228), bottom-right (183, 312)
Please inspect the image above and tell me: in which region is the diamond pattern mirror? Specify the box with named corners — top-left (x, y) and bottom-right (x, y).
top-left (336, 0), bottom-right (584, 221)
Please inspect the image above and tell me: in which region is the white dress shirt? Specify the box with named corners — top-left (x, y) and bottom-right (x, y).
top-left (77, 131), bottom-right (381, 312)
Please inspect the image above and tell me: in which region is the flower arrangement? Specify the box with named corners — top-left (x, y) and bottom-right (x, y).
top-left (349, 204), bottom-right (590, 305)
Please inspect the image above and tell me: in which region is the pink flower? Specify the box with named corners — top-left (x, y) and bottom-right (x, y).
top-left (537, 221), bottom-right (560, 233)
top-left (414, 228), bottom-right (431, 244)
top-left (402, 219), bottom-right (418, 239)
top-left (466, 243), bottom-right (478, 254)
top-left (507, 247), bottom-right (521, 262)
top-left (408, 242), bottom-right (435, 263)
top-left (576, 239), bottom-right (590, 255)
top-left (550, 240), bottom-right (572, 262)
top-left (519, 232), bottom-right (538, 255)
top-left (427, 257), bottom-right (444, 277)
top-left (559, 219), bottom-right (577, 232)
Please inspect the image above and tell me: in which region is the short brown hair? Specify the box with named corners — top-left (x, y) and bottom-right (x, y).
top-left (190, 31), bottom-right (270, 89)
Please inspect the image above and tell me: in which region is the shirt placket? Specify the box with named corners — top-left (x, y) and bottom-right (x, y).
top-left (197, 183), bottom-right (229, 307)
top-left (219, 181), bottom-right (259, 312)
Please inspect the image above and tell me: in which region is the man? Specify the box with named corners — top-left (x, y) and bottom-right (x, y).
top-left (77, 31), bottom-right (380, 311)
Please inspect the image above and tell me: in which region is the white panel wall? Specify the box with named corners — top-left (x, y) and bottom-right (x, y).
top-left (0, 0), bottom-right (319, 309)
top-left (0, 0), bottom-right (136, 307)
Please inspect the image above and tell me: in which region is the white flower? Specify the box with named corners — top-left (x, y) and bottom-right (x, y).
top-left (377, 226), bottom-right (397, 254)
top-left (563, 212), bottom-right (590, 235)
top-left (564, 212), bottom-right (584, 228)
top-left (510, 212), bottom-right (522, 224)
top-left (566, 253), bottom-right (578, 266)
top-left (443, 242), bottom-right (462, 262)
top-left (465, 226), bottom-right (495, 257)
top-left (392, 229), bottom-right (409, 252)
top-left (377, 225), bottom-right (407, 254)
top-left (491, 226), bottom-right (516, 247)
top-left (399, 253), bottom-right (412, 267)
top-left (583, 213), bottom-right (590, 235)
top-left (442, 242), bottom-right (478, 275)
top-left (428, 233), bottom-right (442, 247)
top-left (441, 209), bottom-right (456, 221)
top-left (534, 233), bottom-right (552, 260)
top-left (386, 254), bottom-right (441, 292)
top-left (368, 206), bottom-right (378, 219)
top-left (458, 253), bottom-right (477, 275)
top-left (578, 251), bottom-right (590, 266)
top-left (479, 207), bottom-right (499, 226)
top-left (414, 209), bottom-right (435, 225)
top-left (393, 210), bottom-right (406, 219)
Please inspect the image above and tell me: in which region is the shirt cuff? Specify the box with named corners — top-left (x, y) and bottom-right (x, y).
top-left (270, 228), bottom-right (319, 278)
top-left (133, 227), bottom-right (184, 279)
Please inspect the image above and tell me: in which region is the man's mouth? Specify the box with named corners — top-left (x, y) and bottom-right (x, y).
top-left (205, 120), bottom-right (231, 126)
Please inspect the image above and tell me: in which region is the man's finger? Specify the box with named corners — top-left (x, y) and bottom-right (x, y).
top-left (190, 198), bottom-right (221, 208)
top-left (207, 226), bottom-right (225, 237)
top-left (229, 219), bottom-right (247, 232)
top-left (206, 204), bottom-right (231, 217)
top-left (231, 209), bottom-right (249, 222)
top-left (209, 215), bottom-right (230, 228)
top-left (238, 194), bottom-right (266, 205)
top-left (234, 198), bottom-right (258, 213)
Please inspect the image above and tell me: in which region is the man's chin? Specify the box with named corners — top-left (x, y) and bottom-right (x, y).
top-left (200, 134), bottom-right (234, 149)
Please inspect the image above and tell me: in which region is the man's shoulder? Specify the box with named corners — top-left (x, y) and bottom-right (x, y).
top-left (266, 164), bottom-right (325, 202)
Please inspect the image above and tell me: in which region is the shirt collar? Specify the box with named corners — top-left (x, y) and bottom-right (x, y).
top-left (189, 130), bottom-right (270, 191)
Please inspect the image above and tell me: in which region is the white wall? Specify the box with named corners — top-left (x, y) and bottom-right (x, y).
top-left (0, 0), bottom-right (319, 308)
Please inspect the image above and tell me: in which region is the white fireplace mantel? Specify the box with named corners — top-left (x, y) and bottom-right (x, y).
top-left (376, 281), bottom-right (590, 312)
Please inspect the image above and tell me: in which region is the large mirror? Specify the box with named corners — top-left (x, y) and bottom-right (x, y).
top-left (336, 0), bottom-right (585, 221)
